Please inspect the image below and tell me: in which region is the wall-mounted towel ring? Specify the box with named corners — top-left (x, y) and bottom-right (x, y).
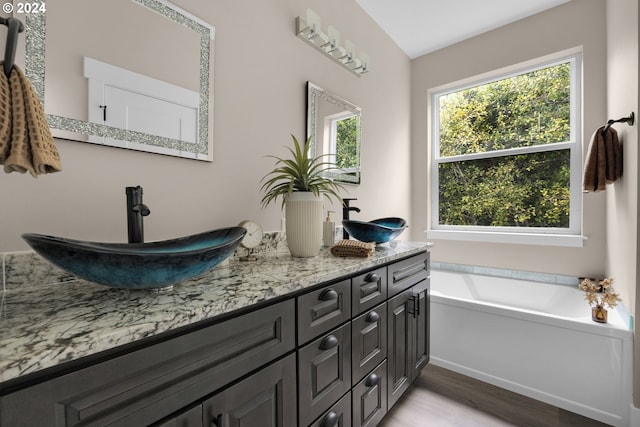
top-left (0, 17), bottom-right (25, 78)
top-left (602, 112), bottom-right (635, 136)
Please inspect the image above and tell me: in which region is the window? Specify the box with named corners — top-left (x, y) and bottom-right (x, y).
top-left (323, 112), bottom-right (360, 174)
top-left (429, 52), bottom-right (582, 246)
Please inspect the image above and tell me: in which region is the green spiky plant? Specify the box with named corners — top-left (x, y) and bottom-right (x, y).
top-left (261, 135), bottom-right (345, 209)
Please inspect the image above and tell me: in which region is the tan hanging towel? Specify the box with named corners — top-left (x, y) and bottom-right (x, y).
top-left (0, 63), bottom-right (61, 177)
top-left (0, 65), bottom-right (11, 162)
top-left (582, 126), bottom-right (622, 192)
top-left (330, 239), bottom-right (376, 258)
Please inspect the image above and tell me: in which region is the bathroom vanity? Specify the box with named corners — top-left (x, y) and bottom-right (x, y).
top-left (0, 242), bottom-right (430, 426)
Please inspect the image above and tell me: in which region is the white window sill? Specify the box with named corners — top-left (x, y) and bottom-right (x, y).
top-left (424, 229), bottom-right (586, 247)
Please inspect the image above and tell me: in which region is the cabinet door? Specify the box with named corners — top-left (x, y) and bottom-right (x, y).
top-left (203, 353), bottom-right (296, 427)
top-left (411, 279), bottom-right (430, 381)
top-left (298, 279), bottom-right (352, 345)
top-left (352, 361), bottom-right (387, 427)
top-left (386, 289), bottom-right (412, 410)
top-left (298, 323), bottom-right (352, 426)
top-left (351, 267), bottom-right (387, 316)
top-left (352, 303), bottom-right (387, 385)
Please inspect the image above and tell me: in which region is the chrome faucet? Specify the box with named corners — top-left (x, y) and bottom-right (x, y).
top-left (126, 186), bottom-right (151, 243)
top-left (342, 198), bottom-right (361, 239)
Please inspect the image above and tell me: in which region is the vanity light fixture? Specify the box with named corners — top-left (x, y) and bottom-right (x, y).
top-left (295, 9), bottom-right (369, 77)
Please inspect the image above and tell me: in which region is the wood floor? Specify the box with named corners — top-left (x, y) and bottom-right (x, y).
top-left (379, 364), bottom-right (610, 427)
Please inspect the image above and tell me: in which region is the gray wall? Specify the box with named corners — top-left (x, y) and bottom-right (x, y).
top-left (0, 0), bottom-right (412, 252)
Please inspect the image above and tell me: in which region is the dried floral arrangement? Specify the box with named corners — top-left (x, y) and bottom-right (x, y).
top-left (578, 277), bottom-right (621, 309)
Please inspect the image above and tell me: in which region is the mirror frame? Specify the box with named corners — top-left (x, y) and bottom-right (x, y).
top-left (306, 81), bottom-right (362, 184)
top-left (25, 0), bottom-right (215, 161)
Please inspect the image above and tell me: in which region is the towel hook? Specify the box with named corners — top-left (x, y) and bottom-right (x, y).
top-left (602, 112), bottom-right (635, 136)
top-left (0, 17), bottom-right (25, 78)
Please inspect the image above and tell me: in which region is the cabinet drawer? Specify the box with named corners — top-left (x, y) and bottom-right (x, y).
top-left (352, 361), bottom-right (387, 427)
top-left (387, 252), bottom-right (428, 297)
top-left (156, 405), bottom-right (202, 427)
top-left (298, 323), bottom-right (352, 426)
top-left (309, 392), bottom-right (352, 427)
top-left (351, 267), bottom-right (387, 316)
top-left (298, 279), bottom-right (351, 345)
top-left (351, 303), bottom-right (387, 385)
top-left (203, 353), bottom-right (297, 427)
top-left (1, 300), bottom-right (295, 426)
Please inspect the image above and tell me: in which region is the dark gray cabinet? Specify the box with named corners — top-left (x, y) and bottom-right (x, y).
top-left (156, 405), bottom-right (202, 427)
top-left (352, 361), bottom-right (387, 427)
top-left (351, 267), bottom-right (387, 315)
top-left (387, 253), bottom-right (428, 298)
top-left (301, 251), bottom-right (429, 427)
top-left (0, 300), bottom-right (295, 426)
top-left (298, 279), bottom-right (352, 345)
top-left (351, 303), bottom-right (387, 385)
top-left (203, 354), bottom-right (297, 427)
top-left (411, 280), bottom-right (430, 381)
top-left (386, 253), bottom-right (430, 410)
top-left (309, 392), bottom-right (352, 427)
top-left (387, 288), bottom-right (413, 409)
top-left (1, 251), bottom-right (429, 427)
top-left (298, 323), bottom-right (352, 426)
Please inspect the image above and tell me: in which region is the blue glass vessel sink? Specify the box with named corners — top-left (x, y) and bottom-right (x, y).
top-left (21, 227), bottom-right (247, 290)
top-left (342, 217), bottom-right (407, 244)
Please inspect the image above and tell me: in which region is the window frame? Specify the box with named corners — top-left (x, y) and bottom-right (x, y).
top-left (428, 49), bottom-right (584, 247)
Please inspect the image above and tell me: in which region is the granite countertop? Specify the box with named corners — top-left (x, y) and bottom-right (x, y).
top-left (0, 241), bottom-right (430, 386)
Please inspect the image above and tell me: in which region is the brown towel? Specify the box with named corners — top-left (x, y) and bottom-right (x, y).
top-left (330, 239), bottom-right (376, 258)
top-left (582, 126), bottom-right (622, 192)
top-left (0, 63), bottom-right (61, 177)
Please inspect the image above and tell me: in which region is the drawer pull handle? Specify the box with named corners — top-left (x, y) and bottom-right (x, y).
top-left (320, 411), bottom-right (339, 427)
top-left (319, 335), bottom-right (339, 350)
top-left (365, 311), bottom-right (380, 323)
top-left (319, 288), bottom-right (338, 301)
top-left (365, 272), bottom-right (380, 283)
top-left (408, 295), bottom-right (416, 317)
top-left (212, 414), bottom-right (223, 427)
top-left (365, 373), bottom-right (380, 387)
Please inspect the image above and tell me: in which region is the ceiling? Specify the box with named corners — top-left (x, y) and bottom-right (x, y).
top-left (355, 0), bottom-right (571, 59)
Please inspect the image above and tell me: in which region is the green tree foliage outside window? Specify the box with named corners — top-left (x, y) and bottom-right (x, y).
top-left (336, 116), bottom-right (359, 171)
top-left (437, 62), bottom-right (572, 228)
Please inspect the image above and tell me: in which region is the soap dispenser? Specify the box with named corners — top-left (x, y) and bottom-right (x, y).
top-left (323, 210), bottom-right (336, 247)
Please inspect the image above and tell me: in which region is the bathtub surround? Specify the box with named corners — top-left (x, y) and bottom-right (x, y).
top-left (430, 268), bottom-right (633, 426)
top-left (433, 261), bottom-right (633, 329)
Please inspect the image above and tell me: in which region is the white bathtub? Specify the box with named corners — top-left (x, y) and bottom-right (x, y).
top-left (430, 269), bottom-right (633, 427)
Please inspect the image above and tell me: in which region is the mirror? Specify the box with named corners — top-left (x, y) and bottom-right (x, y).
top-left (25, 0), bottom-right (214, 160)
top-left (306, 82), bottom-right (361, 184)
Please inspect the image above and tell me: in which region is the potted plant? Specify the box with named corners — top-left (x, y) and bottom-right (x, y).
top-left (578, 277), bottom-right (621, 323)
top-left (261, 135), bottom-right (344, 257)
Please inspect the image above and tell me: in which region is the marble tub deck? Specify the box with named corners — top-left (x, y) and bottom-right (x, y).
top-left (0, 241), bottom-right (430, 386)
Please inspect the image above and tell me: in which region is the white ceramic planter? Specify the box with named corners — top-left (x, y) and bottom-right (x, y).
top-left (285, 192), bottom-right (323, 257)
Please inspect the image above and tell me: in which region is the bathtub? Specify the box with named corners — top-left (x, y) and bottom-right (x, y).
top-left (430, 268), bottom-right (633, 427)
